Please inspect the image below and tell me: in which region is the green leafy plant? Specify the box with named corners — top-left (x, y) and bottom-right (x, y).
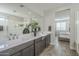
top-left (30, 20), bottom-right (39, 32)
top-left (30, 20), bottom-right (40, 36)
top-left (22, 19), bottom-right (41, 36)
top-left (23, 24), bottom-right (30, 34)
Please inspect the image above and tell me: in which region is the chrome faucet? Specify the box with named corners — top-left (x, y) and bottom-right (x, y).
top-left (9, 33), bottom-right (18, 40)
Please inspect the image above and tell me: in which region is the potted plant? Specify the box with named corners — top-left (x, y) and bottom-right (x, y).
top-left (30, 20), bottom-right (39, 36)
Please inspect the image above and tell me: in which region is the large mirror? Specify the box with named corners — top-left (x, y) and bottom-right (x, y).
top-left (0, 11), bottom-right (41, 42)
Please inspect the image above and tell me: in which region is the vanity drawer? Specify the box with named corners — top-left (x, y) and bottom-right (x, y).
top-left (22, 45), bottom-right (34, 56)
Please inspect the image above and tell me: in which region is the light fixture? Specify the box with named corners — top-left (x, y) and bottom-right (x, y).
top-left (20, 4), bottom-right (24, 8)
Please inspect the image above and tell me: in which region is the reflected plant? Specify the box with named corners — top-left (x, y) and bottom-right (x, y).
top-left (23, 24), bottom-right (30, 34)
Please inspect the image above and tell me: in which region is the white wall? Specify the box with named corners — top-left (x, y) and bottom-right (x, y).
top-left (73, 7), bottom-right (79, 53)
top-left (69, 8), bottom-right (76, 50)
top-left (43, 11), bottom-right (55, 45)
top-left (75, 11), bottom-right (79, 54)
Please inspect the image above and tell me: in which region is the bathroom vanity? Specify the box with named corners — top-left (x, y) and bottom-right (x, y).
top-left (0, 32), bottom-right (51, 56)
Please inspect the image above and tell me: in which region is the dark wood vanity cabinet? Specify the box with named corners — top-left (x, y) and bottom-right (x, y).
top-left (22, 45), bottom-right (34, 56)
top-left (11, 40), bottom-right (34, 56)
top-left (12, 51), bottom-right (22, 56)
top-left (45, 34), bottom-right (51, 48)
top-left (34, 37), bottom-right (46, 56)
top-left (12, 45), bottom-right (34, 56)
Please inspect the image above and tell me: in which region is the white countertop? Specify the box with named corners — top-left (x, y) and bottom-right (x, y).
top-left (0, 31), bottom-right (52, 52)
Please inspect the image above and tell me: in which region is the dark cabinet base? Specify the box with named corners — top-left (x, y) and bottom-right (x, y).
top-left (35, 34), bottom-right (50, 56)
top-left (12, 51), bottom-right (22, 56)
top-left (35, 41), bottom-right (45, 56)
top-left (46, 34), bottom-right (51, 48)
top-left (22, 45), bottom-right (34, 56)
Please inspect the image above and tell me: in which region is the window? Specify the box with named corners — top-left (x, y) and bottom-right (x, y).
top-left (0, 17), bottom-right (7, 31)
top-left (0, 17), bottom-right (5, 25)
top-left (56, 22), bottom-right (66, 31)
top-left (0, 17), bottom-right (5, 21)
top-left (55, 9), bottom-right (70, 33)
top-left (56, 22), bottom-right (61, 31)
top-left (61, 22), bottom-right (66, 31)
top-left (56, 18), bottom-right (69, 32)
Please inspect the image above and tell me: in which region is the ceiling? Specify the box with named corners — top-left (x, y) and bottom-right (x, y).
top-left (0, 3), bottom-right (77, 17)
top-left (55, 9), bottom-right (70, 19)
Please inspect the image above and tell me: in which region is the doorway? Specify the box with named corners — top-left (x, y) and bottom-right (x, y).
top-left (54, 9), bottom-right (71, 52)
top-left (55, 9), bottom-right (70, 42)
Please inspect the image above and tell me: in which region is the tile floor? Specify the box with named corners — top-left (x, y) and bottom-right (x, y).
top-left (40, 41), bottom-right (78, 56)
